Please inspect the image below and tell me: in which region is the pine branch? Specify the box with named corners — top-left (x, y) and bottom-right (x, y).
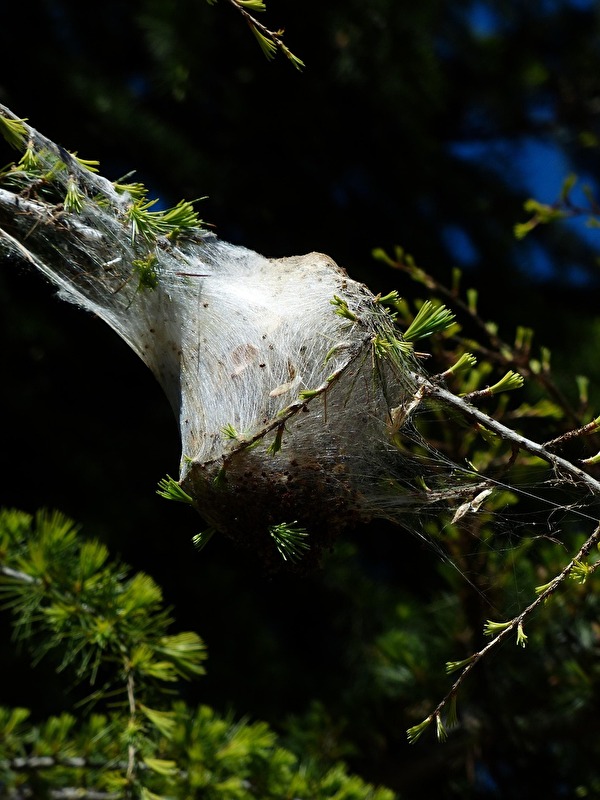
top-left (405, 376), bottom-right (600, 741)
top-left (409, 521), bottom-right (600, 743)
top-left (420, 377), bottom-right (600, 494)
top-left (216, 0), bottom-right (305, 69)
top-left (375, 247), bottom-right (582, 426)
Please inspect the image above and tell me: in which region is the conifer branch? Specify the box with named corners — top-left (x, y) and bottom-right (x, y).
top-left (409, 521), bottom-right (600, 742)
top-left (375, 247), bottom-right (582, 426)
top-left (211, 0), bottom-right (304, 68)
top-left (419, 377), bottom-right (600, 495)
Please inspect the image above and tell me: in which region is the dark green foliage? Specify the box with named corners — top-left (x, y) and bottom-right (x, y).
top-left (0, 508), bottom-right (395, 799)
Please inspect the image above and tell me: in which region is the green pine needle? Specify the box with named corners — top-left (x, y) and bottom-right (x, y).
top-left (138, 704), bottom-right (177, 738)
top-left (213, 466), bottom-right (227, 487)
top-left (71, 153), bottom-right (100, 173)
top-left (487, 370), bottom-right (525, 395)
top-left (535, 579), bottom-right (555, 595)
top-left (132, 254), bottom-right (159, 291)
top-left (582, 450), bottom-right (600, 465)
top-left (298, 388), bottom-right (320, 400)
top-left (113, 176), bottom-right (148, 200)
top-left (375, 290), bottom-right (402, 306)
top-left (18, 141), bottom-right (40, 172)
top-left (372, 333), bottom-right (412, 360)
top-left (64, 177), bottom-right (85, 213)
top-left (127, 198), bottom-right (204, 242)
top-left (143, 757), bottom-right (178, 777)
top-left (237, 0), bottom-right (266, 10)
top-left (156, 475), bottom-right (194, 505)
top-left (221, 423), bottom-right (240, 440)
top-left (435, 713), bottom-right (448, 743)
top-left (406, 715), bottom-right (433, 745)
top-left (446, 695), bottom-right (459, 730)
top-left (0, 115), bottom-right (28, 149)
top-left (282, 47), bottom-right (305, 70)
top-left (249, 23), bottom-right (278, 60)
top-left (483, 619), bottom-right (512, 637)
top-left (467, 288), bottom-right (478, 314)
top-left (569, 560), bottom-right (592, 584)
top-left (192, 528), bottom-right (216, 552)
top-left (267, 423), bottom-right (285, 455)
top-left (403, 301), bottom-right (455, 342)
top-left (445, 654), bottom-right (477, 674)
top-left (444, 352), bottom-right (477, 377)
top-left (269, 521), bottom-right (310, 563)
top-left (330, 294), bottom-right (358, 321)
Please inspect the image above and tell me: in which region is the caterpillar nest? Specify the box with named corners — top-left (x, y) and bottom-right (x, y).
top-left (0, 108), bottom-right (471, 568)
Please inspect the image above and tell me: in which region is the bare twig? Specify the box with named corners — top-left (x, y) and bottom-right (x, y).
top-left (420, 376), bottom-right (600, 495)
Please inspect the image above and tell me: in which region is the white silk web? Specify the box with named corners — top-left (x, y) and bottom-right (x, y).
top-left (1, 109), bottom-right (597, 572)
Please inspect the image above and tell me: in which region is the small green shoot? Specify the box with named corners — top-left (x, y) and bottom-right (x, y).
top-left (250, 25), bottom-right (278, 60)
top-left (372, 333), bottom-right (412, 359)
top-left (298, 388), bottom-right (321, 400)
top-left (71, 154), bottom-right (100, 173)
top-left (483, 620), bottom-right (512, 637)
top-left (113, 177), bottom-right (148, 200)
top-left (445, 654), bottom-right (477, 674)
top-left (143, 757), bottom-right (178, 778)
top-left (371, 247), bottom-right (397, 268)
top-left (330, 294), bottom-right (358, 321)
top-left (487, 370), bottom-right (524, 395)
top-left (576, 374), bottom-right (589, 406)
top-left (514, 198), bottom-right (567, 240)
top-left (221, 423), bottom-right (240, 440)
top-left (269, 521), bottom-right (310, 563)
top-left (324, 343), bottom-right (349, 364)
top-left (192, 528), bottom-right (216, 552)
top-left (237, 0), bottom-right (267, 10)
top-left (267, 423), bottom-right (285, 455)
top-left (570, 560), bottom-right (592, 584)
top-left (138, 704), bottom-right (177, 739)
top-left (156, 476), bottom-right (194, 505)
top-left (515, 326), bottom-right (534, 353)
top-left (403, 301), bottom-right (455, 342)
top-left (127, 198), bottom-right (203, 242)
top-left (375, 290), bottom-right (402, 309)
top-left (516, 622), bottom-right (528, 648)
top-left (132, 253), bottom-right (159, 291)
top-left (213, 466), bottom-right (227, 487)
top-left (18, 141), bottom-right (40, 172)
top-left (442, 352), bottom-right (477, 378)
top-left (446, 695), bottom-right (459, 730)
top-left (463, 370), bottom-right (524, 400)
top-left (435, 713), bottom-right (448, 743)
top-left (467, 288), bottom-right (478, 315)
top-left (406, 715), bottom-right (433, 745)
top-left (582, 451), bottom-right (600, 465)
top-left (0, 115), bottom-right (28, 149)
top-left (64, 177), bottom-right (85, 213)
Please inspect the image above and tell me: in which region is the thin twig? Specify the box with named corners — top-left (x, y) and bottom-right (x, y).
top-left (221, 0), bottom-right (303, 66)
top-left (0, 105), bottom-right (124, 207)
top-left (405, 374), bottom-right (600, 739)
top-left (387, 254), bottom-right (582, 425)
top-left (420, 376), bottom-right (600, 495)
top-left (422, 521), bottom-right (600, 735)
